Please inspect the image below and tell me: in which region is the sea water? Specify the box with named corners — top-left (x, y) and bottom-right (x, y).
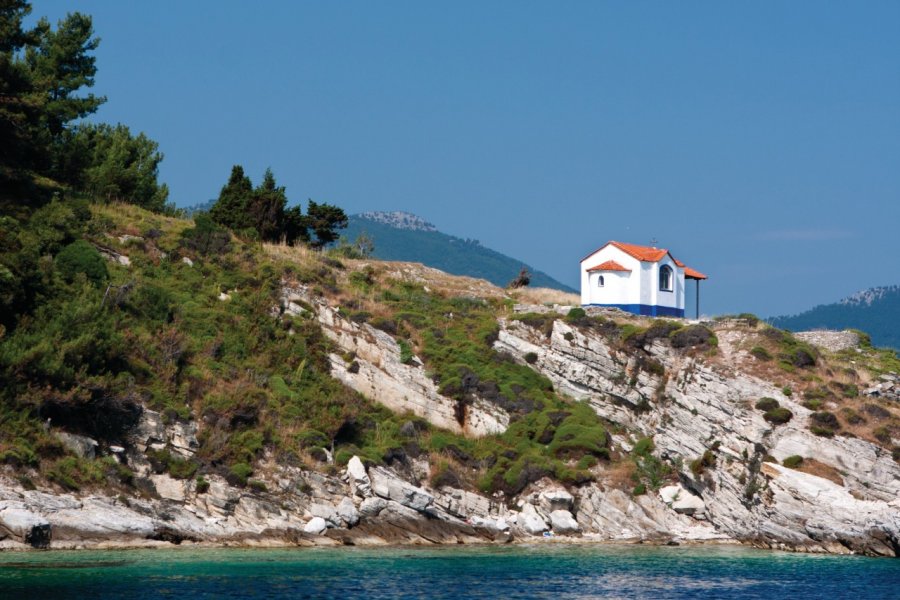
top-left (0, 544), bottom-right (896, 599)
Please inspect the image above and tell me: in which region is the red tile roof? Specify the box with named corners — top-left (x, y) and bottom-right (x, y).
top-left (608, 241), bottom-right (670, 262)
top-left (581, 240), bottom-right (707, 280)
top-left (587, 260), bottom-right (631, 272)
top-left (685, 267), bottom-right (707, 280)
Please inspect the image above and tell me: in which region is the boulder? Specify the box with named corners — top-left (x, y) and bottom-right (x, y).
top-left (309, 502), bottom-right (341, 527)
top-left (519, 503), bottom-right (548, 535)
top-left (347, 456), bottom-right (372, 498)
top-left (337, 497), bottom-right (360, 527)
top-left (358, 497), bottom-right (388, 519)
top-left (56, 432), bottom-right (98, 460)
top-left (150, 474), bottom-right (186, 502)
top-left (539, 488), bottom-right (574, 512)
top-left (672, 494), bottom-right (705, 516)
top-left (0, 506), bottom-right (51, 548)
top-left (303, 517), bottom-right (328, 535)
top-left (659, 484), bottom-right (705, 516)
top-left (549, 509), bottom-right (580, 534)
top-left (369, 466), bottom-right (433, 513)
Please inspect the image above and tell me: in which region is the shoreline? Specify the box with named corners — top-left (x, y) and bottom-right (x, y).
top-left (0, 533), bottom-right (873, 558)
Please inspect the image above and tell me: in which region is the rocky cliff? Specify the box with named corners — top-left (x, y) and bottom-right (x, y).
top-left (1, 256), bottom-right (898, 556)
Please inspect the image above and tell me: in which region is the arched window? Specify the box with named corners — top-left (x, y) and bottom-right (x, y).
top-left (659, 265), bottom-right (673, 291)
top-left (598, 275), bottom-right (605, 287)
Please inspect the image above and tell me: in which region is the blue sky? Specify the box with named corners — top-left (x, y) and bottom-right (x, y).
top-left (31, 1), bottom-right (900, 317)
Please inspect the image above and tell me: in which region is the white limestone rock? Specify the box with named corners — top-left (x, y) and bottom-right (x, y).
top-left (303, 517), bottom-right (328, 535)
top-left (0, 504), bottom-right (51, 548)
top-left (549, 510), bottom-right (580, 535)
top-left (369, 466), bottom-right (433, 513)
top-left (337, 496), bottom-right (360, 527)
top-left (358, 497), bottom-right (388, 519)
top-left (518, 503), bottom-right (548, 535)
top-left (539, 488), bottom-right (574, 513)
top-left (347, 456), bottom-right (372, 498)
top-left (151, 474), bottom-right (186, 502)
top-left (309, 502), bottom-right (340, 527)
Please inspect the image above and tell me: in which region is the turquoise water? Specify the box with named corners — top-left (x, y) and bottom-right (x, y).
top-left (0, 544), bottom-right (896, 599)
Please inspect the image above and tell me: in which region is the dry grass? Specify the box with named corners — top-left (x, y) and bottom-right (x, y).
top-left (262, 242), bottom-right (321, 269)
top-left (797, 458), bottom-right (844, 486)
top-left (510, 287), bottom-right (580, 307)
top-left (600, 459), bottom-right (638, 491)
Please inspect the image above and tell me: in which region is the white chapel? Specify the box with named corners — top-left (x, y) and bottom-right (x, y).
top-left (580, 241), bottom-right (707, 318)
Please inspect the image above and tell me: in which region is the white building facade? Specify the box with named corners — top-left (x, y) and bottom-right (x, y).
top-left (580, 241), bottom-right (707, 318)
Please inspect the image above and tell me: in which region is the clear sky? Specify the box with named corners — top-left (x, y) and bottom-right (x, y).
top-left (30, 1), bottom-right (900, 317)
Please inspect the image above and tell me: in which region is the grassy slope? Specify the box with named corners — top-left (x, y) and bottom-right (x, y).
top-left (0, 203), bottom-right (610, 497)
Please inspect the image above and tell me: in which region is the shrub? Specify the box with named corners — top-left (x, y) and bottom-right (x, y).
top-left (782, 455), bottom-right (804, 468)
top-left (750, 346), bottom-right (772, 361)
top-left (782, 386), bottom-right (792, 397)
top-left (809, 411), bottom-right (839, 437)
top-left (398, 339), bottom-right (414, 365)
top-left (755, 397), bottom-right (779, 412)
top-left (841, 408), bottom-right (865, 425)
top-left (632, 483), bottom-right (647, 496)
top-left (689, 450), bottom-right (716, 476)
top-left (566, 307), bottom-right (586, 321)
top-left (763, 407), bottom-right (793, 425)
top-left (524, 352), bottom-right (538, 364)
top-left (228, 462), bottom-right (253, 486)
top-left (180, 213), bottom-right (231, 256)
top-left (195, 476), bottom-right (210, 494)
top-left (670, 325), bottom-right (716, 349)
top-left (873, 426), bottom-right (892, 444)
top-left (55, 240), bottom-right (108, 286)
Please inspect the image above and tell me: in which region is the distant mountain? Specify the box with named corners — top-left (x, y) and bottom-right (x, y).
top-left (342, 211), bottom-right (576, 293)
top-left (770, 285), bottom-right (900, 349)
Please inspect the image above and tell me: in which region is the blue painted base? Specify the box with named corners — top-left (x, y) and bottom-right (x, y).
top-left (582, 303), bottom-right (684, 318)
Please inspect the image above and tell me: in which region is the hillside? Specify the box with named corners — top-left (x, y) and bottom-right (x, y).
top-left (0, 203), bottom-right (898, 554)
top-left (341, 211), bottom-right (576, 292)
top-left (771, 285), bottom-right (900, 349)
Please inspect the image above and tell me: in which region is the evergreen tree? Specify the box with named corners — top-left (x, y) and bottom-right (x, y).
top-left (247, 168), bottom-right (287, 242)
top-left (306, 200), bottom-right (348, 249)
top-left (67, 123), bottom-right (169, 211)
top-left (209, 165), bottom-right (253, 231)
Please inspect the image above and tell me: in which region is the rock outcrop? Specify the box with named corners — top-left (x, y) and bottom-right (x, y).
top-left (493, 315), bottom-right (900, 556)
top-left (281, 284), bottom-right (509, 437)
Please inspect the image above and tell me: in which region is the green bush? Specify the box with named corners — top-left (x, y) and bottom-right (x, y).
top-left (180, 213), bottom-right (231, 256)
top-left (195, 475), bottom-right (210, 494)
top-left (782, 455), bottom-right (803, 469)
top-left (565, 307), bottom-right (586, 322)
top-left (763, 407), bottom-right (793, 425)
top-left (670, 325), bottom-right (716, 349)
top-left (229, 462), bottom-right (253, 486)
top-left (689, 450), bottom-right (716, 476)
top-left (524, 352), bottom-right (538, 364)
top-left (632, 483), bottom-right (647, 496)
top-left (755, 397), bottom-right (779, 412)
top-left (55, 240), bottom-right (108, 286)
top-left (809, 411), bottom-right (839, 437)
top-left (750, 346), bottom-right (772, 361)
top-left (398, 339), bottom-right (414, 364)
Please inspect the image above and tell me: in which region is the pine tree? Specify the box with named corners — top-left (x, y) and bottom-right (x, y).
top-left (247, 168), bottom-right (287, 242)
top-left (306, 200), bottom-right (348, 249)
top-left (209, 165), bottom-right (253, 231)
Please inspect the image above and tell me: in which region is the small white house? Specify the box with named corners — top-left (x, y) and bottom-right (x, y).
top-left (580, 241), bottom-right (707, 318)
